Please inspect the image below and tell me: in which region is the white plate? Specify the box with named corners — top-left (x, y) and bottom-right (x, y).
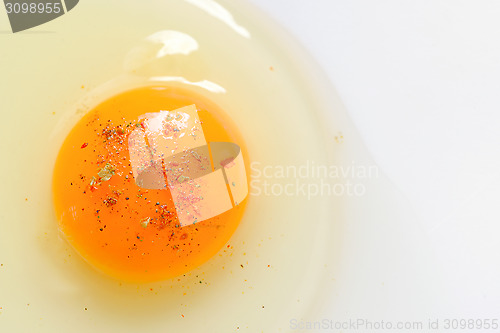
top-left (251, 0), bottom-right (500, 328)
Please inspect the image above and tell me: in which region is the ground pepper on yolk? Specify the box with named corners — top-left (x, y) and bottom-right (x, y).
top-left (52, 86), bottom-right (248, 282)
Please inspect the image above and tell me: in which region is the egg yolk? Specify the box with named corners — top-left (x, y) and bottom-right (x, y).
top-left (52, 86), bottom-right (248, 282)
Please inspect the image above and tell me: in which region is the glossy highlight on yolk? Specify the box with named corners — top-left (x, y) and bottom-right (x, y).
top-left (52, 86), bottom-right (248, 282)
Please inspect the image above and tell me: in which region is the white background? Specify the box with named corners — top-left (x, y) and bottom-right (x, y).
top-left (249, 0), bottom-right (500, 323)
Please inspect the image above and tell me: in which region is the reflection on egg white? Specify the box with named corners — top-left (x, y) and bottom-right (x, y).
top-left (147, 30), bottom-right (199, 57)
top-left (149, 76), bottom-right (226, 94)
top-left (184, 0), bottom-right (251, 38)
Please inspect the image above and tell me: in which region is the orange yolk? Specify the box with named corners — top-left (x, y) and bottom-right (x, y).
top-left (52, 86), bottom-right (248, 282)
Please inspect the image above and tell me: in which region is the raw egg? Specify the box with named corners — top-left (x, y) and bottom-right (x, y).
top-left (0, 0), bottom-right (336, 331)
top-left (52, 86), bottom-right (249, 282)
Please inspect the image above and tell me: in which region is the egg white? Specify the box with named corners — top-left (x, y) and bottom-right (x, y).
top-left (0, 1), bottom-right (339, 331)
